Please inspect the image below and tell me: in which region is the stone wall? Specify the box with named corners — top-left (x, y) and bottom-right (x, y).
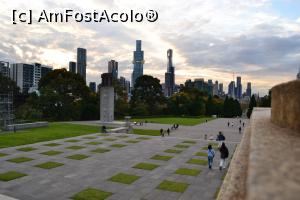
top-left (5, 122), bottom-right (48, 131)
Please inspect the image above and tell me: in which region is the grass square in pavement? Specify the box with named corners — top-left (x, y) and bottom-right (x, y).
top-left (116, 135), bottom-right (129, 138)
top-left (164, 149), bottom-right (183, 154)
top-left (103, 138), bottom-right (118, 141)
top-left (182, 140), bottom-right (197, 144)
top-left (156, 180), bottom-right (189, 193)
top-left (66, 146), bottom-right (85, 150)
top-left (71, 188), bottom-right (113, 200)
top-left (66, 154), bottom-right (89, 160)
top-left (151, 154), bottom-right (173, 161)
top-left (133, 162), bottom-right (160, 171)
top-left (110, 144), bottom-right (127, 148)
top-left (0, 171), bottom-right (27, 182)
top-left (195, 151), bottom-right (207, 157)
top-left (7, 157), bottom-right (34, 163)
top-left (186, 158), bottom-right (208, 165)
top-left (174, 144), bottom-right (190, 149)
top-left (202, 143), bottom-right (219, 150)
top-left (86, 141), bottom-right (102, 145)
top-left (91, 148), bottom-right (111, 153)
top-left (65, 139), bottom-right (81, 143)
top-left (35, 161), bottom-right (64, 169)
top-left (136, 137), bottom-right (151, 140)
top-left (43, 143), bottom-right (61, 147)
top-left (108, 173), bottom-right (140, 184)
top-left (82, 136), bottom-right (97, 139)
top-left (40, 150), bottom-right (63, 156)
top-left (0, 152), bottom-right (8, 157)
top-left (175, 168), bottom-right (201, 176)
top-left (17, 147), bottom-right (37, 152)
top-left (125, 140), bottom-right (140, 144)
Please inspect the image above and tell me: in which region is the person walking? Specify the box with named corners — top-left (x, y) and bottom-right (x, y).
top-left (219, 142), bottom-right (229, 170)
top-left (227, 121), bottom-right (230, 127)
top-left (239, 126), bottom-right (242, 134)
top-left (160, 128), bottom-right (163, 137)
top-left (207, 144), bottom-right (215, 169)
top-left (243, 122), bottom-right (245, 127)
top-left (167, 128), bottom-right (170, 136)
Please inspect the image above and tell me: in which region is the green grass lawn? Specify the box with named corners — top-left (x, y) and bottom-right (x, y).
top-left (7, 157), bottom-right (34, 163)
top-left (131, 116), bottom-right (213, 126)
top-left (86, 141), bottom-right (103, 145)
top-left (133, 129), bottom-right (160, 136)
top-left (174, 144), bottom-right (190, 149)
top-left (35, 161), bottom-right (64, 169)
top-left (66, 154), bottom-right (89, 160)
top-left (71, 188), bottom-right (113, 200)
top-left (91, 148), bottom-right (111, 153)
top-left (66, 146), bottom-right (86, 150)
top-left (133, 162), bottom-right (160, 171)
top-left (0, 153), bottom-right (8, 157)
top-left (108, 173), bottom-right (140, 184)
top-left (164, 149), bottom-right (183, 154)
top-left (195, 151), bottom-right (207, 157)
top-left (43, 143), bottom-right (61, 147)
top-left (156, 180), bottom-right (189, 193)
top-left (0, 123), bottom-right (100, 149)
top-left (17, 147), bottom-right (37, 152)
top-left (125, 140), bottom-right (140, 143)
top-left (186, 158), bottom-right (208, 165)
top-left (40, 150), bottom-right (63, 156)
top-left (0, 171), bottom-right (27, 182)
top-left (175, 168), bottom-right (201, 176)
top-left (182, 140), bottom-right (197, 144)
top-left (110, 144), bottom-right (127, 148)
top-left (150, 154), bottom-right (173, 161)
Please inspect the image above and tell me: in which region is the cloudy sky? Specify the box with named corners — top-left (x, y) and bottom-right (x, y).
top-left (1, 0), bottom-right (300, 95)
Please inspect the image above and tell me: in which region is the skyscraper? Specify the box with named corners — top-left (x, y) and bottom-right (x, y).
top-left (69, 61), bottom-right (76, 73)
top-left (89, 82), bottom-right (96, 93)
top-left (228, 81), bottom-right (235, 98)
top-left (246, 82), bottom-right (252, 97)
top-left (213, 81), bottom-right (218, 96)
top-left (108, 60), bottom-right (118, 79)
top-left (236, 76), bottom-right (242, 99)
top-left (0, 61), bottom-right (9, 77)
top-left (218, 83), bottom-right (224, 96)
top-left (131, 40), bottom-right (144, 87)
top-left (297, 68), bottom-right (300, 80)
top-left (77, 48), bottom-right (86, 81)
top-left (164, 49), bottom-right (175, 97)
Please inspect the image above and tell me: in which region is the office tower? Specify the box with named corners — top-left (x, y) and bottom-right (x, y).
top-left (236, 76), bottom-right (242, 99)
top-left (0, 61), bottom-right (9, 77)
top-left (119, 76), bottom-right (131, 95)
top-left (219, 83), bottom-right (224, 96)
top-left (164, 49), bottom-right (175, 97)
top-left (246, 82), bottom-right (252, 97)
top-left (213, 81), bottom-right (218, 96)
top-left (69, 61), bottom-right (76, 73)
top-left (77, 48), bottom-right (86, 81)
top-left (297, 68), bottom-right (300, 80)
top-left (108, 60), bottom-right (118, 79)
top-left (131, 40), bottom-right (144, 87)
top-left (228, 81), bottom-right (235, 98)
top-left (10, 63), bottom-right (52, 93)
top-left (89, 82), bottom-right (96, 93)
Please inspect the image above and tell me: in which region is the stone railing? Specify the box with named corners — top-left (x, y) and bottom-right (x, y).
top-left (5, 122), bottom-right (49, 131)
top-left (218, 80), bottom-right (300, 200)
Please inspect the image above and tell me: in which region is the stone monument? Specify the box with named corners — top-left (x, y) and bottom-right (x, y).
top-left (100, 73), bottom-right (114, 122)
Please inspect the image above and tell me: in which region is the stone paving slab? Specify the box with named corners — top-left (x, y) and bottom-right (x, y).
top-left (0, 118), bottom-right (245, 200)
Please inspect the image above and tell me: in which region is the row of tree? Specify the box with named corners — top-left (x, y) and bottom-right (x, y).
top-left (0, 70), bottom-right (270, 121)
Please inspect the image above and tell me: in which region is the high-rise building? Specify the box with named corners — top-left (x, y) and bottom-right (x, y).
top-left (246, 82), bottom-right (252, 97)
top-left (228, 81), bottom-right (235, 98)
top-left (164, 49), bottom-right (175, 97)
top-left (218, 83), bottom-right (224, 96)
top-left (108, 60), bottom-right (118, 79)
top-left (69, 61), bottom-right (76, 73)
top-left (0, 61), bottom-right (9, 77)
top-left (236, 76), bottom-right (242, 99)
top-left (119, 76), bottom-right (131, 95)
top-left (213, 81), bottom-right (218, 96)
top-left (89, 82), bottom-right (96, 93)
top-left (131, 40), bottom-right (144, 87)
top-left (77, 48), bottom-right (86, 81)
top-left (10, 63), bottom-right (52, 93)
top-left (297, 68), bottom-right (300, 80)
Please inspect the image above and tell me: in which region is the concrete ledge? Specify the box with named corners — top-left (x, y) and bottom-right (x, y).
top-left (271, 80), bottom-right (300, 132)
top-left (218, 108), bottom-right (300, 200)
top-left (5, 122), bottom-right (48, 131)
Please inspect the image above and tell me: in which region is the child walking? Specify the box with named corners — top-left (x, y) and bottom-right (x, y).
top-left (207, 144), bottom-right (215, 169)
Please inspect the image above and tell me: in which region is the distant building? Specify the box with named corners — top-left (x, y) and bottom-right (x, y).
top-left (213, 81), bottom-right (218, 96)
top-left (77, 48), bottom-right (86, 81)
top-left (236, 76), bottom-right (242, 99)
top-left (164, 49), bottom-right (175, 97)
top-left (297, 68), bottom-right (300, 80)
top-left (131, 40), bottom-right (144, 88)
top-left (119, 76), bottom-right (131, 95)
top-left (10, 63), bottom-right (52, 93)
top-left (69, 61), bottom-right (76, 73)
top-left (218, 83), bottom-right (224, 96)
top-left (185, 78), bottom-right (211, 94)
top-left (246, 82), bottom-right (252, 97)
top-left (89, 82), bottom-right (96, 93)
top-left (0, 61), bottom-right (9, 77)
top-left (108, 60), bottom-right (118, 79)
top-left (228, 81), bottom-right (235, 98)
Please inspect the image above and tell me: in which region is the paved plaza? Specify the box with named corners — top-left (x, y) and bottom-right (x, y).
top-left (0, 118), bottom-right (247, 200)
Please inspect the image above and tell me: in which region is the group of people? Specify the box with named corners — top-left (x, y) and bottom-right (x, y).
top-left (227, 119), bottom-right (245, 134)
top-left (207, 131), bottom-right (229, 170)
top-left (160, 124), bottom-right (180, 137)
top-left (171, 124), bottom-right (179, 130)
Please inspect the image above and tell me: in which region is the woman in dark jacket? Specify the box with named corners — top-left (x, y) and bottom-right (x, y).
top-left (219, 142), bottom-right (229, 170)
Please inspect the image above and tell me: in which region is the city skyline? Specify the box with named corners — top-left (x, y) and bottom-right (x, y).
top-left (1, 0), bottom-right (300, 95)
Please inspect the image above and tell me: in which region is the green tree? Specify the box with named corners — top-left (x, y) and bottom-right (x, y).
top-left (247, 95), bottom-right (257, 118)
top-left (130, 75), bottom-right (166, 115)
top-left (259, 90), bottom-right (271, 107)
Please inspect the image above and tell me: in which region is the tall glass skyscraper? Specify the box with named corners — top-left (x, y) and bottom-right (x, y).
top-left (164, 49), bottom-right (175, 97)
top-left (77, 48), bottom-right (86, 81)
top-left (236, 76), bottom-right (242, 99)
top-left (108, 60), bottom-right (118, 79)
top-left (131, 40), bottom-right (144, 87)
